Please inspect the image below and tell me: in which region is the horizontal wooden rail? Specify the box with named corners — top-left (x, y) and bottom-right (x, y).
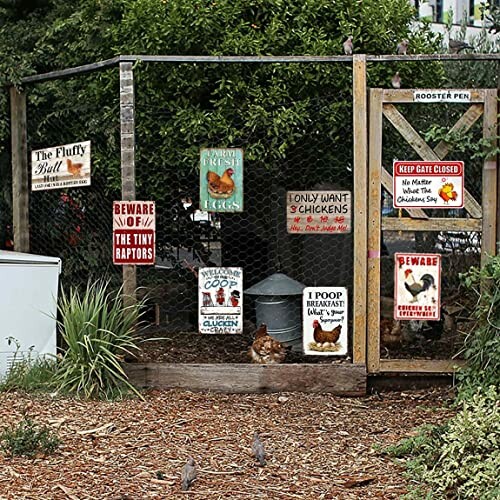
top-left (379, 359), bottom-right (465, 373)
top-left (382, 217), bottom-right (482, 232)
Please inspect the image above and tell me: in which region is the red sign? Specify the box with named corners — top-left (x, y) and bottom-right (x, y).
top-left (113, 201), bottom-right (155, 265)
top-left (393, 161), bottom-right (464, 209)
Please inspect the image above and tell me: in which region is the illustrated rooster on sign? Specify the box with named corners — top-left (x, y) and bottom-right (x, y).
top-left (438, 182), bottom-right (458, 204)
top-left (404, 269), bottom-right (435, 303)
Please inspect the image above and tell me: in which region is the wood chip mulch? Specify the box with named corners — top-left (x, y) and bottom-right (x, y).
top-left (0, 388), bottom-right (455, 499)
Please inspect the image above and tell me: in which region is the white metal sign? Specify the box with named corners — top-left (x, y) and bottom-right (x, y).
top-left (198, 267), bottom-right (243, 334)
top-left (31, 140), bottom-right (91, 191)
top-left (394, 253), bottom-right (441, 321)
top-left (303, 287), bottom-right (348, 356)
top-left (413, 90), bottom-right (471, 103)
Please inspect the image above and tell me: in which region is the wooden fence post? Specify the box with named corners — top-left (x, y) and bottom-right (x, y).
top-left (352, 55), bottom-right (368, 366)
top-left (120, 62), bottom-right (137, 304)
top-left (10, 86), bottom-right (30, 253)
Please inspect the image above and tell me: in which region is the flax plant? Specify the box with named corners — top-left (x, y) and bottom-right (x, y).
top-left (55, 280), bottom-right (144, 400)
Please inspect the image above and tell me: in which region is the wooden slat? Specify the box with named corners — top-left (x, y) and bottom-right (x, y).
top-left (482, 89), bottom-right (498, 265)
top-left (379, 359), bottom-right (465, 373)
top-left (381, 168), bottom-right (429, 219)
top-left (383, 103), bottom-right (483, 219)
top-left (382, 89), bottom-right (485, 103)
top-left (367, 89), bottom-right (383, 374)
top-left (434, 104), bottom-right (484, 159)
top-left (120, 62), bottom-right (137, 305)
top-left (382, 217), bottom-right (482, 232)
top-left (125, 363), bottom-right (367, 395)
top-left (352, 54), bottom-right (368, 365)
top-left (10, 87), bottom-right (29, 252)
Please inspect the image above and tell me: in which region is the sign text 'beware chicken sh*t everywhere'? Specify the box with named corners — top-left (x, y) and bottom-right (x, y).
top-left (200, 148), bottom-right (243, 212)
top-left (393, 161), bottom-right (464, 209)
top-left (394, 253), bottom-right (441, 321)
top-left (287, 191), bottom-right (351, 234)
top-left (113, 201), bottom-right (155, 265)
top-left (303, 287), bottom-right (348, 356)
top-left (31, 140), bottom-right (91, 191)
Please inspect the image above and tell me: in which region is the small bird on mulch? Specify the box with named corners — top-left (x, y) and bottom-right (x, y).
top-left (343, 36), bottom-right (353, 55)
top-left (252, 432), bottom-right (266, 466)
top-left (181, 457), bottom-right (197, 491)
top-left (391, 72), bottom-right (401, 89)
top-left (396, 39), bottom-right (409, 55)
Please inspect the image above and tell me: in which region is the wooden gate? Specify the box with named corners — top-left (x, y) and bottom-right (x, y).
top-left (367, 88), bottom-right (498, 374)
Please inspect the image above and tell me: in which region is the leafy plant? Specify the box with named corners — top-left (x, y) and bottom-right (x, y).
top-left (55, 280), bottom-right (144, 400)
top-left (1, 414), bottom-right (60, 458)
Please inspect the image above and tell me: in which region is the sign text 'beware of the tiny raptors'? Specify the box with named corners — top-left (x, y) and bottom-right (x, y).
top-left (113, 201), bottom-right (155, 265)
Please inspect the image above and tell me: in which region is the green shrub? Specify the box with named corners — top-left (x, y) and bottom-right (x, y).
top-left (0, 338), bottom-right (57, 393)
top-left (1, 415), bottom-right (60, 458)
top-left (55, 280), bottom-right (144, 400)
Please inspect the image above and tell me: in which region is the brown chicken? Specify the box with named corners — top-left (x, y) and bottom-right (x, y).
top-left (207, 168), bottom-right (235, 196)
top-left (312, 320), bottom-right (341, 346)
top-left (248, 323), bottom-right (286, 364)
top-left (67, 158), bottom-right (84, 177)
top-left (380, 318), bottom-right (402, 347)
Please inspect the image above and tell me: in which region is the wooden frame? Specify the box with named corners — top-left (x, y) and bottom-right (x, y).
top-left (367, 88), bottom-right (498, 374)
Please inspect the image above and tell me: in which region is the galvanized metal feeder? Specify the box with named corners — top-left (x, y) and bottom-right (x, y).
top-left (244, 273), bottom-right (306, 351)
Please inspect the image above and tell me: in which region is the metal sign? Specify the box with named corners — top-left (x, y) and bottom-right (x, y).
top-left (113, 201), bottom-right (155, 265)
top-left (413, 90), bottom-right (471, 103)
top-left (393, 161), bottom-right (464, 209)
top-left (198, 267), bottom-right (243, 334)
top-left (394, 253), bottom-right (441, 321)
top-left (31, 140), bottom-right (91, 191)
top-left (302, 287), bottom-right (348, 356)
top-left (200, 148), bottom-right (243, 212)
top-left (287, 191), bottom-right (351, 234)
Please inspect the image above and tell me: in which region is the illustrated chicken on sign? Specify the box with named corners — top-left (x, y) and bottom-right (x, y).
top-left (67, 158), bottom-right (84, 177)
top-left (438, 183), bottom-right (458, 204)
top-left (207, 168), bottom-right (235, 197)
top-left (404, 269), bottom-right (435, 303)
top-left (313, 320), bottom-right (341, 347)
top-left (248, 323), bottom-right (286, 364)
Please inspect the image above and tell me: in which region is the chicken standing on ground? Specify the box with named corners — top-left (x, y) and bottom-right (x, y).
top-left (248, 323), bottom-right (286, 364)
top-left (181, 457), bottom-right (197, 491)
top-left (391, 72), bottom-right (401, 89)
top-left (252, 432), bottom-right (266, 466)
top-left (397, 40), bottom-right (409, 55)
top-left (343, 36), bottom-right (353, 55)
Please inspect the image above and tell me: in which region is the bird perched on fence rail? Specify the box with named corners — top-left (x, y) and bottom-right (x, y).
top-left (343, 36), bottom-right (353, 55)
top-left (252, 432), bottom-right (266, 466)
top-left (449, 39), bottom-right (473, 53)
top-left (396, 39), bottom-right (409, 55)
top-left (181, 457), bottom-right (197, 491)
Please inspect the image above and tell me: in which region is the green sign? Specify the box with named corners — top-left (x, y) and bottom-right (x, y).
top-left (200, 148), bottom-right (243, 212)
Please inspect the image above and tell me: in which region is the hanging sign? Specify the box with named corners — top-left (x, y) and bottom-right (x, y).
top-left (302, 287), bottom-right (348, 356)
top-left (394, 253), bottom-right (441, 321)
top-left (393, 161), bottom-right (464, 209)
top-left (287, 191), bottom-right (351, 234)
top-left (200, 148), bottom-right (243, 212)
top-left (413, 90), bottom-right (471, 103)
top-left (31, 140), bottom-right (91, 191)
top-left (198, 267), bottom-right (243, 334)
top-left (113, 201), bottom-right (155, 265)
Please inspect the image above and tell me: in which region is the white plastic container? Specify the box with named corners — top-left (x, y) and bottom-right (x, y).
top-left (0, 251), bottom-right (61, 377)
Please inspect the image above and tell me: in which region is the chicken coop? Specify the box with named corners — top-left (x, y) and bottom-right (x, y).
top-left (5, 53), bottom-right (500, 394)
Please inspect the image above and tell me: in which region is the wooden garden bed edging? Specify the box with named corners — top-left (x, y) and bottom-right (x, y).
top-left (125, 363), bottom-right (367, 396)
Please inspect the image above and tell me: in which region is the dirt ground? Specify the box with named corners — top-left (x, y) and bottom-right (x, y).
top-left (0, 388), bottom-right (454, 499)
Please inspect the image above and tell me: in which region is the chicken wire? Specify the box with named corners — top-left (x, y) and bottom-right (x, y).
top-left (26, 73), bottom-right (122, 291)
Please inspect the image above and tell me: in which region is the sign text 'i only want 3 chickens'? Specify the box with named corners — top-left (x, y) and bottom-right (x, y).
top-left (303, 287), bottom-right (348, 356)
top-left (199, 267), bottom-right (243, 334)
top-left (393, 161), bottom-right (464, 209)
top-left (31, 141), bottom-right (91, 191)
top-left (113, 201), bottom-right (155, 265)
top-left (394, 253), bottom-right (442, 321)
top-left (200, 148), bottom-right (243, 212)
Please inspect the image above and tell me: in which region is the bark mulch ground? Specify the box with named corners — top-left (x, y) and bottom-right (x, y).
top-left (0, 388), bottom-right (454, 499)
